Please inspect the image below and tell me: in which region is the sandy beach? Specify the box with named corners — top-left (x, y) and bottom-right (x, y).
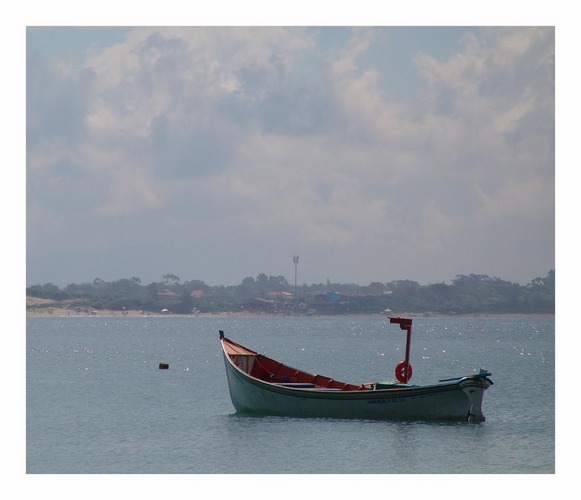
top-left (26, 298), bottom-right (553, 320)
top-left (26, 297), bottom-right (245, 318)
top-left (26, 307), bottom-right (252, 318)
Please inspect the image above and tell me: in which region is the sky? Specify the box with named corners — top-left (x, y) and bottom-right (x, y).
top-left (25, 22), bottom-right (556, 288)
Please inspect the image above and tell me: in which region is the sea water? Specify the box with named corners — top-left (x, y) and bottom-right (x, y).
top-left (26, 315), bottom-right (554, 475)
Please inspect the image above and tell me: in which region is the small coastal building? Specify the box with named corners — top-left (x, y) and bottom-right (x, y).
top-left (243, 297), bottom-right (276, 313)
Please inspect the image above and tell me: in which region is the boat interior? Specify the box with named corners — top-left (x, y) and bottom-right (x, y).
top-left (222, 336), bottom-right (369, 391)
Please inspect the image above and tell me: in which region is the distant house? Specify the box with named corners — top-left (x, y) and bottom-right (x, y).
top-left (314, 292), bottom-right (349, 303)
top-left (158, 289), bottom-right (178, 296)
top-left (190, 290), bottom-right (205, 298)
top-left (312, 292), bottom-right (350, 314)
top-left (266, 291), bottom-right (293, 301)
top-left (243, 297), bottom-right (276, 312)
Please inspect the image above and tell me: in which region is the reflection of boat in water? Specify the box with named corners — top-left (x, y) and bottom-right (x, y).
top-left (219, 317), bottom-right (493, 421)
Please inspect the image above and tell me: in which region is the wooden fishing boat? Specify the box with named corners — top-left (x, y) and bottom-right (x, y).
top-left (219, 317), bottom-right (493, 422)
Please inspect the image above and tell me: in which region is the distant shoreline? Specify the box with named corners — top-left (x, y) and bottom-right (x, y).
top-left (25, 306), bottom-right (554, 320)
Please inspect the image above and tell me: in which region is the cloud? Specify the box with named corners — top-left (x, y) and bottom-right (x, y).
top-left (26, 27), bottom-right (554, 286)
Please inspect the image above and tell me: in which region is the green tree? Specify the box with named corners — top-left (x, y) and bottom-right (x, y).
top-left (174, 290), bottom-right (194, 314)
top-left (162, 274), bottom-right (180, 286)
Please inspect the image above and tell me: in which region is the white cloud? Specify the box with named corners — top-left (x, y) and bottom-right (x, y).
top-left (26, 27), bottom-right (554, 286)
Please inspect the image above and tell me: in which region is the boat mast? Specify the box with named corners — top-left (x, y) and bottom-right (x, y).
top-left (389, 317), bottom-right (413, 383)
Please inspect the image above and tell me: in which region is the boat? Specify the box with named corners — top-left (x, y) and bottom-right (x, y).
top-left (219, 317), bottom-right (493, 422)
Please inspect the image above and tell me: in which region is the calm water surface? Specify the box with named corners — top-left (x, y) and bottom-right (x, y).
top-left (26, 316), bottom-right (554, 474)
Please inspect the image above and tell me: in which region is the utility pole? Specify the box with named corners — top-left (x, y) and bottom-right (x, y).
top-left (293, 255), bottom-right (299, 304)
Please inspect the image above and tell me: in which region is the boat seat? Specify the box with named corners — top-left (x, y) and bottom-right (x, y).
top-left (275, 383), bottom-right (316, 388)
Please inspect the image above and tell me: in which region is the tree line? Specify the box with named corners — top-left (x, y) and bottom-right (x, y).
top-left (26, 270), bottom-right (555, 315)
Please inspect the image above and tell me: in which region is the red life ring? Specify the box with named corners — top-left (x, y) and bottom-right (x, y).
top-left (395, 360), bottom-right (413, 383)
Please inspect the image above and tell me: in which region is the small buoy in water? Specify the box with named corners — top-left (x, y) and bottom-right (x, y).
top-left (159, 362), bottom-right (169, 369)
